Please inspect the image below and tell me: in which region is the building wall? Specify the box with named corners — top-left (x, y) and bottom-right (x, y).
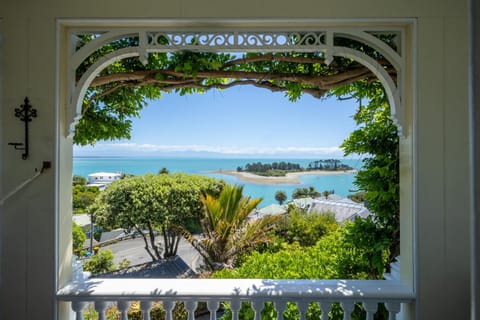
top-left (470, 0), bottom-right (480, 317)
top-left (0, 1), bottom-right (471, 319)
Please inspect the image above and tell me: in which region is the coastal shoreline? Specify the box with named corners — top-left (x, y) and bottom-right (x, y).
top-left (209, 169), bottom-right (357, 185)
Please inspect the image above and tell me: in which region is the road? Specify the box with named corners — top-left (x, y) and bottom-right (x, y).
top-left (101, 236), bottom-right (201, 271)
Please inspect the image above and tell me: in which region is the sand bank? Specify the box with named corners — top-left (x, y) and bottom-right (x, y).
top-left (210, 169), bottom-right (357, 185)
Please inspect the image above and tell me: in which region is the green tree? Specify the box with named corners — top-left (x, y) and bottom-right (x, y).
top-left (181, 184), bottom-right (281, 271)
top-left (338, 81), bottom-right (400, 265)
top-left (73, 175), bottom-right (87, 186)
top-left (92, 173), bottom-right (224, 261)
top-left (322, 190), bottom-right (331, 199)
top-left (73, 185), bottom-right (100, 213)
top-left (292, 186), bottom-right (320, 199)
top-left (274, 190), bottom-right (287, 205)
top-left (158, 167), bottom-right (169, 174)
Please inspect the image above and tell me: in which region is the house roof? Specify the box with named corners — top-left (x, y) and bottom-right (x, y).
top-left (73, 214), bottom-right (91, 227)
top-left (252, 204), bottom-right (287, 219)
top-left (99, 229), bottom-right (126, 243)
top-left (85, 183), bottom-right (107, 188)
top-left (290, 197), bottom-right (314, 209)
top-left (309, 198), bottom-right (371, 223)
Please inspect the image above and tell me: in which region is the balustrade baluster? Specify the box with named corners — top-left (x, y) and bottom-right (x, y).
top-left (71, 301), bottom-right (88, 320)
top-left (341, 301), bottom-right (355, 320)
top-left (162, 300), bottom-right (175, 320)
top-left (229, 299), bottom-right (242, 320)
top-left (94, 301), bottom-right (109, 320)
top-left (251, 299), bottom-right (264, 320)
top-left (362, 301), bottom-right (378, 320)
top-left (117, 301), bottom-right (130, 320)
top-left (274, 300), bottom-right (287, 320)
top-left (207, 300), bottom-right (220, 320)
top-left (318, 301), bottom-right (332, 320)
top-left (185, 300), bottom-right (198, 320)
top-left (141, 300), bottom-right (153, 320)
top-left (296, 301), bottom-right (309, 320)
top-left (385, 301), bottom-right (401, 320)
top-left (58, 278), bottom-right (414, 320)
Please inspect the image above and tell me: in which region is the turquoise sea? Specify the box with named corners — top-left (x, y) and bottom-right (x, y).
top-left (73, 157), bottom-right (362, 208)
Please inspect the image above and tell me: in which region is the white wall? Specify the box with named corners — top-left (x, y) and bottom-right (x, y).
top-left (470, 0), bottom-right (480, 317)
top-left (0, 0), bottom-right (471, 319)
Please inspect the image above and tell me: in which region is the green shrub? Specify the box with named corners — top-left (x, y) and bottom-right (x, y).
top-left (72, 222), bottom-right (86, 254)
top-left (213, 223), bottom-right (389, 320)
top-left (83, 249), bottom-right (115, 274)
top-left (214, 227), bottom-right (369, 280)
top-left (274, 208), bottom-right (338, 247)
top-left (73, 184), bottom-right (100, 213)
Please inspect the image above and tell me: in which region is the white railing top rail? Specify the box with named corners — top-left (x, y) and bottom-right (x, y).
top-left (57, 278), bottom-right (415, 303)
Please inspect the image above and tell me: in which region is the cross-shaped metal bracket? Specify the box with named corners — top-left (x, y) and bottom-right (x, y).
top-left (8, 97), bottom-right (37, 160)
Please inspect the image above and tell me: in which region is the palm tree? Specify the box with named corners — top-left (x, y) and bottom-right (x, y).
top-left (322, 190), bottom-right (331, 199)
top-left (275, 190), bottom-right (287, 205)
top-left (181, 184), bottom-right (280, 271)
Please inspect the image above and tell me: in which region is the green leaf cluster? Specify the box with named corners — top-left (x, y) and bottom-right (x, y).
top-left (75, 35), bottom-right (166, 145)
top-left (291, 186), bottom-right (320, 199)
top-left (181, 184), bottom-right (281, 270)
top-left (83, 249), bottom-right (116, 274)
top-left (72, 175), bottom-right (87, 186)
top-left (214, 224), bottom-right (382, 280)
top-left (338, 82), bottom-right (400, 261)
top-left (94, 173), bottom-right (223, 230)
top-left (72, 222), bottom-right (87, 253)
top-left (73, 184), bottom-right (100, 213)
top-left (273, 207), bottom-right (338, 247)
top-left (274, 190), bottom-right (287, 205)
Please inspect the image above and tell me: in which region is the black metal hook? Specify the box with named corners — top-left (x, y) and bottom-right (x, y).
top-left (8, 97), bottom-right (37, 160)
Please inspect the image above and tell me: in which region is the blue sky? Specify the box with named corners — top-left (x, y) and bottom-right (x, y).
top-left (73, 86), bottom-right (359, 158)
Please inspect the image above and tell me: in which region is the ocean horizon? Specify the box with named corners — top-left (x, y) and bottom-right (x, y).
top-left (73, 156), bottom-right (362, 207)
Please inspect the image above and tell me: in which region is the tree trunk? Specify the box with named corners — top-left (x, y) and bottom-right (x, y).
top-left (147, 222), bottom-right (162, 260)
top-left (162, 225), bottom-right (181, 258)
top-left (134, 225), bottom-right (157, 261)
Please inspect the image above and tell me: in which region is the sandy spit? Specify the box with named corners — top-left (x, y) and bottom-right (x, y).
top-left (209, 169), bottom-right (357, 185)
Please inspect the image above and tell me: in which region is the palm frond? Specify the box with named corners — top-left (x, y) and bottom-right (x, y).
top-left (181, 184), bottom-right (278, 270)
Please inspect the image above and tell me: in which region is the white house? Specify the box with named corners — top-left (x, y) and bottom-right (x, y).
top-left (0, 1), bottom-right (479, 319)
top-left (86, 172), bottom-right (121, 190)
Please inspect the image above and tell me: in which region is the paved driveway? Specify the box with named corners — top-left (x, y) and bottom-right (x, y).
top-left (101, 236), bottom-right (202, 271)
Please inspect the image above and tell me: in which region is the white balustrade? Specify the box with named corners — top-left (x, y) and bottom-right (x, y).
top-left (57, 278), bottom-right (414, 320)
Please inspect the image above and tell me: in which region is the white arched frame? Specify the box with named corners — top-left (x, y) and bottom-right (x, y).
top-left (66, 26), bottom-right (406, 136)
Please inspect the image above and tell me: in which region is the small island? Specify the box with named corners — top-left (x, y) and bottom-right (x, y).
top-left (237, 159), bottom-right (353, 177)
top-left (212, 159), bottom-right (356, 185)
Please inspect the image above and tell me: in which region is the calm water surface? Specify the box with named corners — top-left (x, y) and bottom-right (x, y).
top-left (73, 157), bottom-right (362, 207)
